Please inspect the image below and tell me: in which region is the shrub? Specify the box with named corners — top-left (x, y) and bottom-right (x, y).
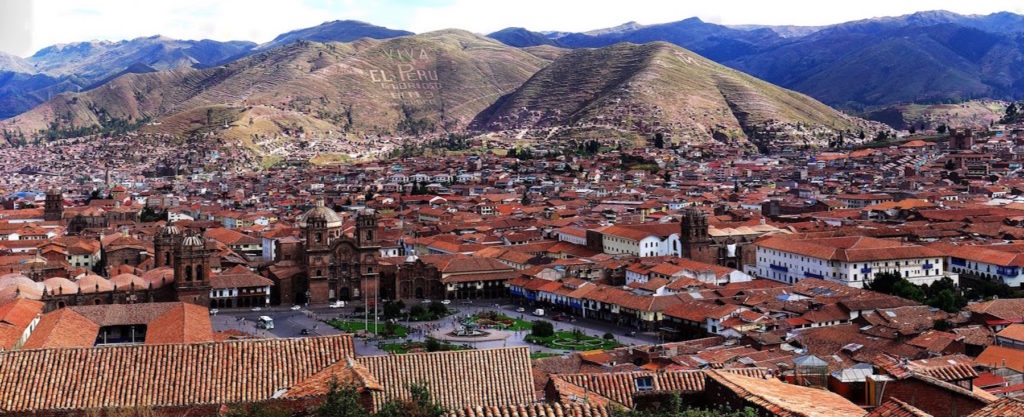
top-left (532, 320), bottom-right (554, 338)
top-left (425, 338), bottom-right (441, 352)
top-left (603, 332), bottom-right (615, 340)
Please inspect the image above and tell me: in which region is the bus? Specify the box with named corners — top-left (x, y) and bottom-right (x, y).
top-left (257, 316), bottom-right (274, 330)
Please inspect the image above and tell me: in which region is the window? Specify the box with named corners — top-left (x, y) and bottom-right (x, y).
top-left (634, 376), bottom-right (654, 392)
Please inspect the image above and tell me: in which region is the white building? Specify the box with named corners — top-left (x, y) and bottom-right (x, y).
top-left (752, 236), bottom-right (952, 288)
top-left (595, 224), bottom-right (680, 258)
top-left (932, 243), bottom-right (1024, 287)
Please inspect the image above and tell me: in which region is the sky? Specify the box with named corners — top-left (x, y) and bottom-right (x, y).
top-left (1, 0), bottom-right (1022, 57)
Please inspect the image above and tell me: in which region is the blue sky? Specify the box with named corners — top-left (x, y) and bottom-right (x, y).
top-left (1, 0), bottom-right (1022, 57)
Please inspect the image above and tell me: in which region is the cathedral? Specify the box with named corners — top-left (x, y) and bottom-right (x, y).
top-left (154, 224), bottom-right (216, 306)
top-left (298, 200), bottom-right (382, 304)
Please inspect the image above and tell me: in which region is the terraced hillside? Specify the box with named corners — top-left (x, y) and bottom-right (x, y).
top-left (1, 30), bottom-right (548, 144)
top-left (473, 42), bottom-right (879, 146)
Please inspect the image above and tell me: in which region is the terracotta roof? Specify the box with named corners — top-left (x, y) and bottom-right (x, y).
top-left (550, 368), bottom-right (767, 408)
top-left (284, 357), bottom-right (383, 397)
top-left (705, 369), bottom-right (866, 417)
top-left (0, 335), bottom-right (354, 413)
top-left (0, 299), bottom-right (43, 350)
top-left (447, 403), bottom-right (611, 417)
top-left (867, 398), bottom-right (934, 417)
top-left (977, 345), bottom-right (1024, 372)
top-left (968, 398), bottom-right (1024, 417)
top-left (356, 347), bottom-right (535, 410)
top-left (757, 235), bottom-right (941, 262)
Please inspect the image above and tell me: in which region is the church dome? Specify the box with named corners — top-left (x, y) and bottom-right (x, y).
top-left (141, 267), bottom-right (174, 289)
top-left (43, 277), bottom-right (79, 295)
top-left (76, 274), bottom-right (114, 293)
top-left (298, 199), bottom-right (343, 228)
top-left (111, 273), bottom-right (148, 290)
top-left (182, 234), bottom-right (205, 247)
top-left (158, 224), bottom-right (181, 237)
top-left (0, 274), bottom-right (44, 300)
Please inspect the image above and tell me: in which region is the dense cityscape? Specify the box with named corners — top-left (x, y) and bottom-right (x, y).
top-left (3, 2), bottom-right (1024, 416)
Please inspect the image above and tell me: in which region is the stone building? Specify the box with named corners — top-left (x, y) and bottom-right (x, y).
top-left (298, 200), bottom-right (381, 304)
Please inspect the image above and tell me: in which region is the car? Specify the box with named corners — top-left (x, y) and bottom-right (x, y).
top-left (441, 299), bottom-right (451, 305)
top-left (422, 299), bottom-right (432, 303)
top-left (300, 329), bottom-right (310, 336)
top-left (533, 308), bottom-right (545, 317)
top-left (330, 301), bottom-right (345, 308)
top-left (290, 305), bottom-right (302, 311)
top-left (250, 307), bottom-right (262, 312)
top-left (209, 308), bottom-right (219, 315)
top-left (516, 307), bottom-right (525, 313)
top-left (626, 331), bottom-right (637, 337)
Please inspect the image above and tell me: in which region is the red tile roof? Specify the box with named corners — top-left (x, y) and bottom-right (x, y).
top-left (0, 335), bottom-right (355, 413)
top-left (356, 347), bottom-right (535, 411)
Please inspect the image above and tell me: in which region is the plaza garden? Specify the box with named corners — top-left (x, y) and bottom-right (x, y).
top-left (462, 311), bottom-right (532, 331)
top-left (326, 319), bottom-right (409, 338)
top-left (524, 320), bottom-right (622, 351)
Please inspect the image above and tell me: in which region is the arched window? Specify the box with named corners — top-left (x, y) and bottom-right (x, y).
top-left (196, 268), bottom-right (204, 282)
top-left (185, 265), bottom-right (193, 281)
top-left (164, 252), bottom-right (170, 266)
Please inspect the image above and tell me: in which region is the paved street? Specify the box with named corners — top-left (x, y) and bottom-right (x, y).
top-left (211, 299), bottom-right (661, 356)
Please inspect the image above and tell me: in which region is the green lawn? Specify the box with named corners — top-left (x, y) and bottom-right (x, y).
top-left (525, 330), bottom-right (622, 351)
top-left (326, 320), bottom-right (409, 338)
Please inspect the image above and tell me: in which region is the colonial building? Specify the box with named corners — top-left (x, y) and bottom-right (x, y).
top-left (299, 200), bottom-right (380, 303)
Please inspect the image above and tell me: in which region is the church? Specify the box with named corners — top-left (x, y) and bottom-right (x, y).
top-left (297, 200), bottom-right (385, 304)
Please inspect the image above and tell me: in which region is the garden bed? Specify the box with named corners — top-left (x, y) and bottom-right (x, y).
top-left (525, 330), bottom-right (621, 351)
top-left (326, 319), bottom-right (409, 338)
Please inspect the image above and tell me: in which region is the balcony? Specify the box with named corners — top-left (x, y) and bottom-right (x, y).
top-left (860, 267), bottom-right (872, 274)
top-left (804, 271), bottom-right (824, 279)
top-left (770, 264), bottom-right (789, 273)
top-left (923, 263), bottom-right (933, 270)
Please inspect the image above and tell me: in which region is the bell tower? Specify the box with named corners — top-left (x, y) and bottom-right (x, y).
top-left (173, 232), bottom-right (214, 306)
top-left (44, 188), bottom-right (63, 221)
top-left (680, 206), bottom-right (713, 263)
top-left (356, 209), bottom-right (378, 248)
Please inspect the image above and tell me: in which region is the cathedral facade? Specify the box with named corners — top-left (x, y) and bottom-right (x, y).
top-left (299, 200), bottom-right (382, 304)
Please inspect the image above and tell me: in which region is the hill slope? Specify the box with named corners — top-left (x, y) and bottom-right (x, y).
top-left (257, 20), bottom-right (412, 51)
top-left (1, 31), bottom-right (548, 144)
top-left (472, 42), bottom-right (877, 147)
top-left (487, 28), bottom-right (563, 48)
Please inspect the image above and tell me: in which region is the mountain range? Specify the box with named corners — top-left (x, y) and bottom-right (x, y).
top-left (2, 10), bottom-right (1022, 147)
top-left (488, 10), bottom-right (1024, 110)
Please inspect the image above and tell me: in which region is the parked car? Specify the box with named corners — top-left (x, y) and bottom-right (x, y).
top-left (516, 307), bottom-right (525, 313)
top-left (300, 328), bottom-right (309, 336)
top-left (330, 301), bottom-right (345, 308)
top-left (533, 308), bottom-right (545, 317)
top-left (209, 308), bottom-right (219, 315)
top-left (290, 305), bottom-right (302, 311)
top-left (441, 299), bottom-right (451, 305)
top-left (250, 307), bottom-right (262, 312)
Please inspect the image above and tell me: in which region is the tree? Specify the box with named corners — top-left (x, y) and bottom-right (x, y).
top-left (531, 320), bottom-right (554, 338)
top-left (376, 383), bottom-right (446, 417)
top-left (653, 133), bottom-right (665, 149)
top-left (222, 403), bottom-right (292, 417)
top-left (314, 379), bottom-right (370, 417)
top-left (425, 338), bottom-right (442, 352)
top-left (427, 302), bottom-right (448, 318)
top-left (1002, 102), bottom-right (1019, 123)
top-left (908, 125), bottom-right (916, 134)
top-left (383, 300), bottom-right (405, 320)
top-left (409, 305), bottom-right (426, 318)
top-left (937, 124), bottom-right (948, 134)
